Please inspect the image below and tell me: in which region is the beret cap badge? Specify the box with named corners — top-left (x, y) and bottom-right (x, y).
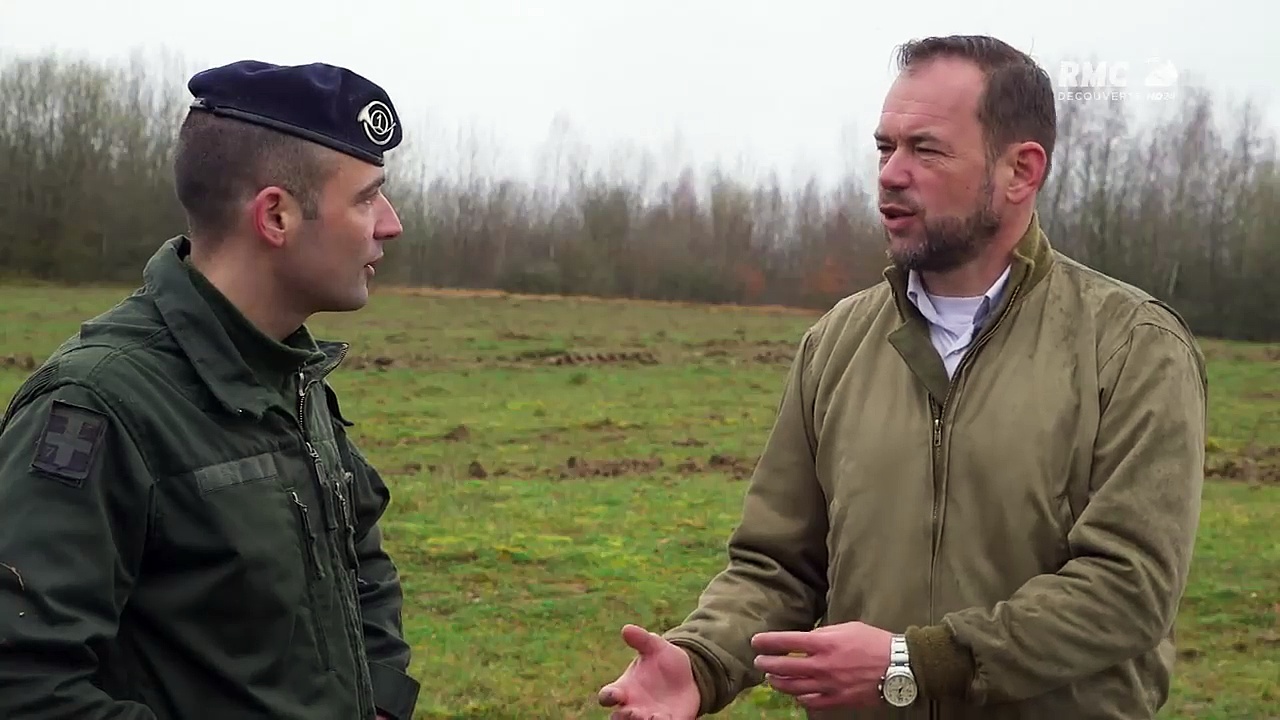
top-left (185, 59), bottom-right (403, 166)
top-left (357, 101), bottom-right (397, 146)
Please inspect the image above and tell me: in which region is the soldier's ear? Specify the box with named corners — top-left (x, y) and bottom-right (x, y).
top-left (248, 186), bottom-right (299, 249)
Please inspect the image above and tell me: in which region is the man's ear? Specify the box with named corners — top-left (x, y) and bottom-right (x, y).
top-left (1003, 142), bottom-right (1048, 204)
top-left (248, 186), bottom-right (301, 249)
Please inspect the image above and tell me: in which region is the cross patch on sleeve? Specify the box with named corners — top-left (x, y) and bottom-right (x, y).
top-left (30, 399), bottom-right (108, 487)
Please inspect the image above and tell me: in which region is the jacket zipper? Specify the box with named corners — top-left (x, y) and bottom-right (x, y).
top-left (290, 491), bottom-right (331, 668)
top-left (925, 284), bottom-right (1021, 720)
top-left (296, 347), bottom-right (375, 717)
top-left (337, 471), bottom-right (359, 570)
top-left (290, 491), bottom-right (324, 579)
top-left (332, 466), bottom-right (373, 712)
top-left (298, 374), bottom-right (336, 530)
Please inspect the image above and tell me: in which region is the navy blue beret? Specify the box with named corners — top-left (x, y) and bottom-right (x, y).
top-left (187, 60), bottom-right (402, 166)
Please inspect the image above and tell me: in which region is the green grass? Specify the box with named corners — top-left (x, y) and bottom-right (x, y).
top-left (2, 283), bottom-right (1277, 719)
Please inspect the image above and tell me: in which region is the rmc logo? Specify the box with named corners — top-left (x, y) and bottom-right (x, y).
top-left (1056, 58), bottom-right (1178, 101)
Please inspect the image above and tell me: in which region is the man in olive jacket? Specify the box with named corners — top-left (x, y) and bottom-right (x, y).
top-left (0, 61), bottom-right (419, 719)
top-left (598, 35), bottom-right (1207, 720)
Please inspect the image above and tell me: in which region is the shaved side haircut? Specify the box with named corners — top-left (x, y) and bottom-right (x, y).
top-left (172, 111), bottom-right (336, 240)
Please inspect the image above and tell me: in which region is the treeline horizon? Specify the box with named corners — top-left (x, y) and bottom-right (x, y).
top-left (2, 49), bottom-right (1277, 341)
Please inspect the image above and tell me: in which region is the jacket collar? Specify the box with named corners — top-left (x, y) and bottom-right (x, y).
top-left (882, 212), bottom-right (1056, 402)
top-left (142, 236), bottom-right (345, 419)
top-left (884, 210), bottom-right (1056, 324)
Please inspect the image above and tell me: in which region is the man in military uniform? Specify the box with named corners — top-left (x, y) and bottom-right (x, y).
top-left (597, 35), bottom-right (1207, 719)
top-left (0, 60), bottom-right (420, 720)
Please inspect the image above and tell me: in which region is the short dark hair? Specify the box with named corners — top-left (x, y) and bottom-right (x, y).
top-left (894, 35), bottom-right (1057, 181)
top-left (172, 110), bottom-right (335, 238)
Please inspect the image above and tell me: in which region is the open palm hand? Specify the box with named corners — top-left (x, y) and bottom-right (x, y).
top-left (597, 624), bottom-right (700, 720)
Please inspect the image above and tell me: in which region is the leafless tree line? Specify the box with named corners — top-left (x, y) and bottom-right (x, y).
top-left (1, 50), bottom-right (1276, 340)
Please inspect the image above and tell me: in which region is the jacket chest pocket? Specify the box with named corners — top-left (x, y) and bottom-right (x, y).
top-left (183, 452), bottom-right (315, 614)
top-left (140, 451), bottom-right (330, 670)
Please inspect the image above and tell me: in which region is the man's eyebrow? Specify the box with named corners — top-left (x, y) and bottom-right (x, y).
top-left (870, 131), bottom-right (952, 151)
top-left (874, 130), bottom-right (945, 145)
top-left (357, 173), bottom-right (386, 198)
top-left (909, 131), bottom-right (945, 145)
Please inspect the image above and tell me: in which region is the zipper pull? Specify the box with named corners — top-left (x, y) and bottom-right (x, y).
top-left (933, 417), bottom-right (942, 447)
top-left (335, 486), bottom-right (359, 570)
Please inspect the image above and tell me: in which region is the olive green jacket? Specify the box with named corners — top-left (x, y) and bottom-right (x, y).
top-left (0, 238), bottom-right (420, 719)
top-left (665, 214), bottom-right (1207, 719)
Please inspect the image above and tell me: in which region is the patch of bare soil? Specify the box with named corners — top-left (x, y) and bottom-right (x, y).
top-left (676, 453), bottom-right (757, 480)
top-left (386, 461), bottom-right (435, 476)
top-left (441, 424), bottom-right (471, 442)
top-left (495, 348), bottom-right (660, 366)
top-left (1206, 446), bottom-right (1280, 485)
top-left (1202, 344), bottom-right (1280, 362)
top-left (683, 339), bottom-right (795, 364)
top-left (508, 348), bottom-right (564, 361)
top-left (687, 338), bottom-right (794, 349)
top-left (543, 350), bottom-right (660, 367)
top-left (559, 455), bottom-right (664, 478)
top-left (343, 353), bottom-right (439, 370)
top-left (497, 331), bottom-right (541, 341)
top-left (1, 354), bottom-right (35, 371)
top-left (753, 350), bottom-right (794, 364)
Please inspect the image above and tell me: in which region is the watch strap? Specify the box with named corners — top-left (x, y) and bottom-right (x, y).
top-left (890, 633), bottom-right (910, 668)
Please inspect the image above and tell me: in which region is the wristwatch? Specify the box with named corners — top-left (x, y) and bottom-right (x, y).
top-left (879, 633), bottom-right (918, 707)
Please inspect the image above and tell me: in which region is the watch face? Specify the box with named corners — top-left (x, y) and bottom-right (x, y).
top-left (883, 673), bottom-right (918, 706)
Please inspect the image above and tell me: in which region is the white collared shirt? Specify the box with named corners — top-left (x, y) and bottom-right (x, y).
top-left (905, 265), bottom-right (1011, 378)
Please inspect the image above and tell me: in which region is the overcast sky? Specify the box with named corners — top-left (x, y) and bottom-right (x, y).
top-left (2, 0), bottom-right (1276, 187)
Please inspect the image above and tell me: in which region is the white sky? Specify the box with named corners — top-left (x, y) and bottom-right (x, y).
top-left (2, 0), bottom-right (1276, 188)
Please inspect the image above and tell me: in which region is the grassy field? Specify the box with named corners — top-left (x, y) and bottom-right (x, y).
top-left (1, 283), bottom-right (1277, 719)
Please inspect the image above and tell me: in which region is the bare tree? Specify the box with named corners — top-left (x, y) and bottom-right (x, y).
top-left (2, 49), bottom-right (1276, 340)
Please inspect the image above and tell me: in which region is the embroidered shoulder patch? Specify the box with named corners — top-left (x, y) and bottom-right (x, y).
top-left (30, 400), bottom-right (108, 486)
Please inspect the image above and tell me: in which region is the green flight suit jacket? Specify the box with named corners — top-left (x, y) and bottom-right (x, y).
top-left (0, 237), bottom-right (420, 719)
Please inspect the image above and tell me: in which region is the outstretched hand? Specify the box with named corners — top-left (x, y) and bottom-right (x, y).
top-left (751, 621), bottom-right (893, 712)
top-left (597, 624), bottom-right (701, 720)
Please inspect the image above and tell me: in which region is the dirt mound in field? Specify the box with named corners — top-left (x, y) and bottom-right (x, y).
top-left (496, 330), bottom-right (542, 341)
top-left (1202, 344), bottom-right (1280, 362)
top-left (559, 455), bottom-right (664, 478)
top-left (676, 453), bottom-right (756, 480)
top-left (753, 350), bottom-right (794, 364)
top-left (688, 338), bottom-right (794, 349)
top-left (441, 424), bottom-right (471, 442)
top-left (1, 354), bottom-right (36, 370)
top-left (685, 338), bottom-right (796, 364)
top-left (1206, 446), bottom-right (1280, 485)
top-left (544, 350), bottom-right (659, 366)
top-left (343, 353), bottom-right (439, 370)
top-left (498, 348), bottom-right (660, 366)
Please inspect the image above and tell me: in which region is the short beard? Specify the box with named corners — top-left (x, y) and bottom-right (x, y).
top-left (884, 174), bottom-right (1001, 274)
